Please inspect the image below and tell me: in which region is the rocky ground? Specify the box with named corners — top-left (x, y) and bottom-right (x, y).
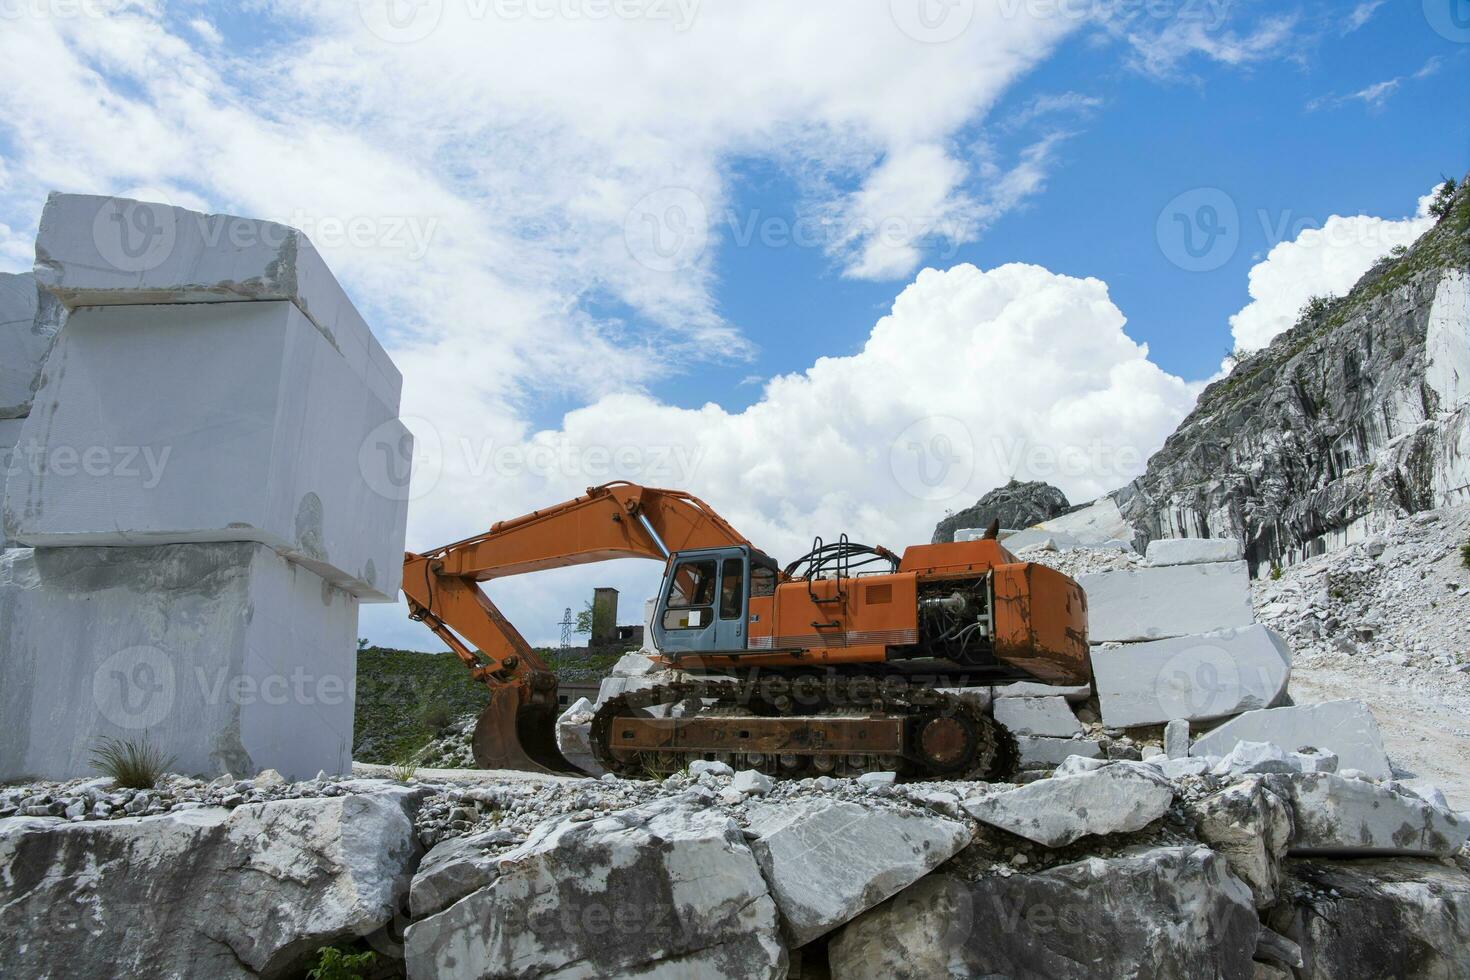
top-left (1017, 503), bottom-right (1470, 809)
top-left (4, 744), bottom-right (1466, 978)
top-left (1251, 503), bottom-right (1470, 808)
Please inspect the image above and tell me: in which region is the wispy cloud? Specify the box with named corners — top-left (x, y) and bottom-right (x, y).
top-left (1306, 56), bottom-right (1443, 111)
top-left (1342, 0), bottom-right (1386, 34)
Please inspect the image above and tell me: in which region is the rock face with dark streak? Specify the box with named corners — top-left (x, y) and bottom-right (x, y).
top-left (1115, 178), bottom-right (1470, 575)
top-left (932, 479), bottom-right (1071, 543)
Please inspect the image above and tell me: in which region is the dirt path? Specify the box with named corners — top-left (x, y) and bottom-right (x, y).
top-left (1290, 662), bottom-right (1470, 810)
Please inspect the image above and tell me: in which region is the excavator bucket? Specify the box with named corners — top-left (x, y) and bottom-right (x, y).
top-left (471, 684), bottom-right (584, 776)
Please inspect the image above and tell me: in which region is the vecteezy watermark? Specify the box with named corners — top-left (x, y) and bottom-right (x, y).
top-left (987, 435), bottom-right (1146, 484)
top-left (358, 418), bottom-right (707, 501)
top-left (889, 416), bottom-right (976, 503)
top-left (92, 646), bottom-right (353, 730)
top-left (359, 0), bottom-right (445, 43)
top-left (1423, 0), bottom-right (1470, 43)
top-left (4, 439), bottom-right (171, 489)
top-left (890, 0), bottom-right (975, 43)
top-left (0, 0), bottom-right (109, 20)
top-left (89, 196), bottom-right (440, 275)
top-left (1150, 642), bottom-right (1275, 720)
top-left (358, 0), bottom-right (700, 42)
top-left (1156, 187), bottom-right (1240, 272)
top-left (623, 188), bottom-right (968, 273)
top-left (93, 647), bottom-right (177, 730)
top-left (624, 187), bottom-right (709, 273)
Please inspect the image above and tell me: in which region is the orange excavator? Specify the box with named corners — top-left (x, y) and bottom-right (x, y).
top-left (402, 481), bottom-right (1090, 781)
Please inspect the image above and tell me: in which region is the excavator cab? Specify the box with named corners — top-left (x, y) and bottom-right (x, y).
top-left (653, 546), bottom-right (776, 654)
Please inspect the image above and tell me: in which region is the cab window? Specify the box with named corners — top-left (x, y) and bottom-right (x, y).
top-left (663, 559), bottom-right (716, 629)
top-left (719, 558), bottom-right (744, 619)
top-left (750, 563), bottom-right (777, 598)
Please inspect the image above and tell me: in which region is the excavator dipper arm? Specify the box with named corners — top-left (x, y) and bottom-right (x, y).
top-left (400, 482), bottom-right (748, 774)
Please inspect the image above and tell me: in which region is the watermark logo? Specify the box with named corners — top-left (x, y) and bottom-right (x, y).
top-left (359, 416), bottom-right (442, 502)
top-left (890, 415), bottom-right (974, 502)
top-left (359, 0), bottom-right (445, 43)
top-left (1156, 187), bottom-right (1239, 272)
top-left (93, 646), bottom-right (176, 730)
top-left (890, 0), bottom-right (975, 43)
top-left (1423, 0), bottom-right (1470, 42)
top-left (1152, 644), bottom-right (1244, 720)
top-left (624, 187), bottom-right (708, 273)
top-left (92, 198), bottom-right (178, 274)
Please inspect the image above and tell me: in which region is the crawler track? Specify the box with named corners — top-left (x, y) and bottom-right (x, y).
top-left (589, 676), bottom-right (1017, 781)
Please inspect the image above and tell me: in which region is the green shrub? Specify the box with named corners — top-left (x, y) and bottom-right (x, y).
top-left (307, 945), bottom-right (376, 980)
top-left (1461, 540), bottom-right (1470, 571)
top-left (1429, 177), bottom-right (1458, 220)
top-left (89, 735), bottom-right (174, 789)
top-left (418, 700), bottom-right (456, 733)
top-left (1269, 563), bottom-right (1282, 581)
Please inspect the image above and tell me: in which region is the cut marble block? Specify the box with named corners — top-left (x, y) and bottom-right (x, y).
top-left (1, 417), bottom-right (22, 545)
top-left (0, 272), bottom-right (63, 418)
top-left (1078, 561), bottom-right (1254, 642)
top-left (1190, 700), bottom-right (1392, 780)
top-left (3, 301), bottom-right (409, 601)
top-left (0, 543), bottom-right (358, 782)
top-left (1092, 625), bottom-right (1292, 728)
top-left (1145, 537), bottom-right (1245, 566)
top-left (33, 193), bottom-right (400, 412)
top-left (993, 695), bottom-right (1082, 737)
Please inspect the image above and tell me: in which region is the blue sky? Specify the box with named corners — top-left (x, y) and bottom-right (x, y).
top-left (0, 1), bottom-right (1465, 650)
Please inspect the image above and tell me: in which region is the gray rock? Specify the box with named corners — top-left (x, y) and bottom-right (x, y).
top-left (1165, 718), bottom-right (1189, 759)
top-left (828, 846), bottom-right (1259, 979)
top-left (1092, 624), bottom-right (1291, 727)
top-left (1267, 857), bottom-right (1470, 980)
top-left (0, 272), bottom-right (63, 420)
top-left (410, 827), bottom-right (515, 919)
top-left (932, 479), bottom-right (1069, 543)
top-left (1146, 536), bottom-right (1246, 566)
top-left (403, 797), bottom-right (786, 979)
top-left (1275, 772), bottom-right (1470, 857)
top-left (1191, 700), bottom-right (1391, 780)
top-left (1079, 561), bottom-right (1255, 643)
top-left (744, 797), bottom-right (970, 947)
top-left (1190, 776), bottom-right (1294, 908)
top-left (1015, 735), bottom-right (1103, 768)
top-left (993, 696), bottom-right (1082, 737)
top-left (731, 769), bottom-right (774, 795)
top-left (0, 793), bottom-right (419, 978)
top-left (962, 762), bottom-right (1174, 847)
top-left (1114, 188), bottom-right (1470, 575)
top-left (0, 544), bottom-right (358, 782)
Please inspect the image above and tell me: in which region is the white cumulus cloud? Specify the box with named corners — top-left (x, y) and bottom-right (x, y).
top-left (1228, 192), bottom-right (1437, 353)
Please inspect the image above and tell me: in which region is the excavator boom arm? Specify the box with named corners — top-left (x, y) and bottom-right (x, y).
top-left (399, 482), bottom-right (749, 772)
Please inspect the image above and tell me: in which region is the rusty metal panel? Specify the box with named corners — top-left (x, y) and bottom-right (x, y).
top-left (606, 715), bottom-right (903, 756)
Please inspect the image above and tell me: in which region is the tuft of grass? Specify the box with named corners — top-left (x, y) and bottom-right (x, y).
top-left (307, 945), bottom-right (377, 980)
top-left (388, 753), bottom-right (419, 783)
top-left (89, 735), bottom-right (174, 789)
top-left (1461, 541), bottom-right (1469, 571)
top-left (1269, 563), bottom-right (1283, 581)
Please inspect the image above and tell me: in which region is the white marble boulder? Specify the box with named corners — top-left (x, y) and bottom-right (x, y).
top-left (1190, 700), bottom-right (1392, 780)
top-left (0, 791), bottom-right (421, 978)
top-left (33, 192), bottom-right (400, 411)
top-left (1145, 536), bottom-right (1245, 566)
top-left (2, 300), bottom-right (409, 601)
top-left (0, 543), bottom-right (358, 782)
top-left (1091, 624), bottom-right (1292, 728)
top-left (1079, 560), bottom-right (1254, 642)
top-left (828, 846), bottom-right (1259, 980)
top-left (1, 272), bottom-right (63, 419)
top-left (743, 797), bottom-right (972, 947)
top-left (403, 797), bottom-right (787, 979)
top-left (962, 761), bottom-right (1174, 847)
top-left (1275, 772), bottom-right (1470, 857)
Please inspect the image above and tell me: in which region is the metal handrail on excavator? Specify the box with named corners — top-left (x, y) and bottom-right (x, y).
top-left (400, 482), bottom-right (750, 774)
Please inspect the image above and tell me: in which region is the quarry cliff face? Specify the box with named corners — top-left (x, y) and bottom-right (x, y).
top-left (1115, 180), bottom-right (1470, 575)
